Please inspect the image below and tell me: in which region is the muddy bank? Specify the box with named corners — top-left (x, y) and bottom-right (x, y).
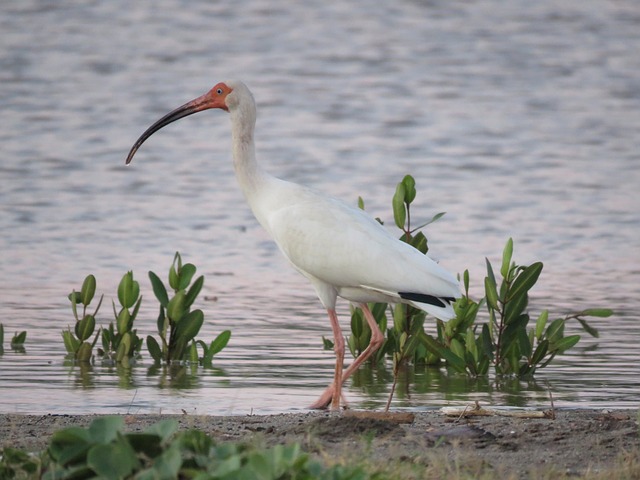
top-left (1, 408), bottom-right (638, 477)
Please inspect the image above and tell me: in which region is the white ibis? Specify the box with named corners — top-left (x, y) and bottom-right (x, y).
top-left (125, 81), bottom-right (460, 409)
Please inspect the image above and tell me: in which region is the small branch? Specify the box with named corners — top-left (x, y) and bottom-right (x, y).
top-left (441, 405), bottom-right (553, 419)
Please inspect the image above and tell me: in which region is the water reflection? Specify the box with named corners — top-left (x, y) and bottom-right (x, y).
top-left (1, 0), bottom-right (639, 414)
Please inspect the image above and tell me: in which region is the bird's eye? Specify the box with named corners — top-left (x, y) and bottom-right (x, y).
top-left (216, 88), bottom-right (223, 95)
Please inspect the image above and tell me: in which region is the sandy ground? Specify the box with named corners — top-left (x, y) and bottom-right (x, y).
top-left (1, 408), bottom-right (638, 477)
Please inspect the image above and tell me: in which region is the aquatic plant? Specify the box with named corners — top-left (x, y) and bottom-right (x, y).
top-left (147, 252), bottom-right (231, 365)
top-left (1, 322), bottom-right (28, 354)
top-left (98, 271), bottom-right (144, 366)
top-left (63, 275), bottom-right (103, 362)
top-left (325, 175), bottom-right (612, 407)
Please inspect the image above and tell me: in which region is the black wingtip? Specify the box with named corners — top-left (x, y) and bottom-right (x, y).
top-left (398, 292), bottom-right (455, 308)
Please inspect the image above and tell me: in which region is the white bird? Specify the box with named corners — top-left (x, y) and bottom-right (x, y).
top-left (126, 81), bottom-right (460, 409)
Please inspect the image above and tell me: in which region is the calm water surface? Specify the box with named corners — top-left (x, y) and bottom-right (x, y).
top-left (1, 0), bottom-right (639, 414)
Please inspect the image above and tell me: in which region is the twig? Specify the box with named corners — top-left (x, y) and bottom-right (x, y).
top-left (546, 381), bottom-right (556, 419)
top-left (441, 405), bottom-right (552, 418)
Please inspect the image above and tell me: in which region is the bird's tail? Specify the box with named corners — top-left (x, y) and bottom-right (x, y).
top-left (398, 291), bottom-right (457, 320)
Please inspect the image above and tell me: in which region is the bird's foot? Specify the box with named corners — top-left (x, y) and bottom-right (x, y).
top-left (309, 386), bottom-right (348, 410)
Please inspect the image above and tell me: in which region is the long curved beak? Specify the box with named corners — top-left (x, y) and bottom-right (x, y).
top-left (125, 89), bottom-right (226, 165)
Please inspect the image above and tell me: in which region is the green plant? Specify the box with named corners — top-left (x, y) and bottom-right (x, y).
top-left (98, 271), bottom-right (144, 366)
top-left (0, 446), bottom-right (42, 479)
top-left (0, 323), bottom-right (28, 354)
top-left (147, 252), bottom-right (231, 365)
top-left (63, 275), bottom-right (103, 362)
top-left (40, 416), bottom-right (373, 480)
top-left (421, 239), bottom-right (611, 377)
top-left (333, 175), bottom-right (612, 407)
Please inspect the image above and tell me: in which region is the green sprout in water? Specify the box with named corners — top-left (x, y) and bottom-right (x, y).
top-left (98, 271), bottom-right (144, 366)
top-left (64, 274), bottom-right (103, 363)
top-left (147, 252), bottom-right (231, 366)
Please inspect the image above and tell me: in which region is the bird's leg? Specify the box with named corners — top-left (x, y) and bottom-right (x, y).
top-left (327, 308), bottom-right (345, 409)
top-left (310, 304), bottom-right (384, 409)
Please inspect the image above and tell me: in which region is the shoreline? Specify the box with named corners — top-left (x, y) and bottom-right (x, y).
top-left (2, 408), bottom-right (638, 477)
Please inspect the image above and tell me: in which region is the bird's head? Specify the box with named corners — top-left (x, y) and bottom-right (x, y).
top-left (125, 80), bottom-right (251, 165)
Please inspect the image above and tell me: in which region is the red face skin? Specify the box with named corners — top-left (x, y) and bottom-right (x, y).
top-left (125, 82), bottom-right (234, 165)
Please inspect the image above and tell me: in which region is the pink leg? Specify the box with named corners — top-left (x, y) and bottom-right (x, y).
top-left (325, 309), bottom-right (345, 409)
top-left (310, 304), bottom-right (385, 409)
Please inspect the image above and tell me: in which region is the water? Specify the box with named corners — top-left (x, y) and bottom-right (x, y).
top-left (1, 0), bottom-right (639, 415)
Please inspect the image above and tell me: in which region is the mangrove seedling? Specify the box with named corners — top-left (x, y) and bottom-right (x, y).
top-left (64, 274), bottom-right (103, 362)
top-left (147, 252), bottom-right (230, 365)
top-left (99, 271), bottom-right (143, 366)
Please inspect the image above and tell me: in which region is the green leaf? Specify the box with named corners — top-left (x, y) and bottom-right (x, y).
top-left (480, 323), bottom-right (494, 360)
top-left (88, 416), bottom-right (124, 444)
top-left (401, 174), bottom-right (416, 204)
top-left (156, 306), bottom-right (167, 339)
top-left (419, 333), bottom-right (466, 372)
top-left (517, 327), bottom-right (531, 359)
top-left (144, 419), bottom-right (178, 441)
top-left (131, 296), bottom-right (142, 323)
top-left (450, 338), bottom-right (465, 359)
top-left (579, 308), bottom-right (613, 318)
top-left (392, 182), bottom-right (406, 229)
top-left (552, 334), bottom-right (581, 353)
top-left (410, 231), bottom-right (428, 254)
top-left (167, 290), bottom-right (186, 322)
top-left (506, 262), bottom-right (543, 303)
top-left (412, 211), bottom-right (446, 231)
top-left (503, 290), bottom-right (529, 324)
top-left (149, 271), bottom-right (169, 307)
top-left (531, 339), bottom-right (549, 365)
top-left (357, 196), bottom-right (365, 210)
top-left (11, 331), bottom-right (26, 345)
top-left (48, 427), bottom-right (91, 465)
top-left (80, 275), bottom-right (96, 306)
top-left (147, 335), bottom-right (162, 363)
top-left (68, 291), bottom-right (82, 304)
top-left (350, 308), bottom-right (364, 338)
top-left (116, 308), bottom-right (131, 335)
top-left (75, 315), bottom-right (95, 342)
top-left (535, 310), bottom-right (549, 340)
top-left (118, 271), bottom-right (139, 309)
top-left (174, 309), bottom-right (204, 343)
top-left (145, 443), bottom-right (182, 480)
top-left (169, 265), bottom-right (179, 291)
top-left (209, 330), bottom-right (231, 358)
top-left (484, 275), bottom-right (499, 311)
top-left (185, 275), bottom-right (204, 309)
top-left (500, 238), bottom-right (513, 279)
top-left (87, 440), bottom-right (139, 480)
top-left (576, 317), bottom-right (599, 338)
top-left (393, 303), bottom-right (406, 333)
top-left (62, 330), bottom-right (80, 354)
top-left (178, 263), bottom-right (197, 291)
top-left (502, 314), bottom-right (529, 348)
top-left (545, 318), bottom-right (565, 343)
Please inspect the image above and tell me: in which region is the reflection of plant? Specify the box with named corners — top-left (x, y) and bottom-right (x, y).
top-left (63, 275), bottom-right (103, 362)
top-left (99, 271), bottom-right (143, 366)
top-left (147, 252), bottom-right (230, 366)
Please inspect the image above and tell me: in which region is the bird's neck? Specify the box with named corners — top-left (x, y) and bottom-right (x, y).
top-left (230, 107), bottom-right (270, 212)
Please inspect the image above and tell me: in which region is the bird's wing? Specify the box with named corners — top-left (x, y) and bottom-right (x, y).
top-left (264, 185), bottom-right (459, 301)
